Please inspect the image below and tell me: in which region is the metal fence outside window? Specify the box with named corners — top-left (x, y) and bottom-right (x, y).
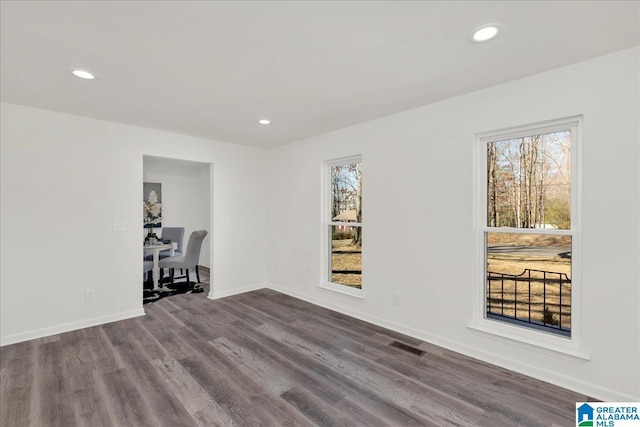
top-left (486, 269), bottom-right (571, 336)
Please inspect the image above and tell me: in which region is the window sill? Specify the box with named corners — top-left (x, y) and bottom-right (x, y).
top-left (317, 282), bottom-right (364, 299)
top-left (466, 319), bottom-right (590, 362)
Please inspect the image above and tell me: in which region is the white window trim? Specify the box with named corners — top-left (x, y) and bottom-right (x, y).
top-left (468, 116), bottom-right (589, 361)
top-left (319, 155), bottom-right (364, 298)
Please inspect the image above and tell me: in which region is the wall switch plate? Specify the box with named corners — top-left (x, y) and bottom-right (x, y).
top-left (86, 289), bottom-right (96, 301)
top-left (393, 293), bottom-right (399, 306)
top-left (113, 220), bottom-right (126, 232)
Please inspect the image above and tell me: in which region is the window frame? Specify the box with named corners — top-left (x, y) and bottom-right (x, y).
top-left (469, 116), bottom-right (588, 360)
top-left (319, 155), bottom-right (364, 299)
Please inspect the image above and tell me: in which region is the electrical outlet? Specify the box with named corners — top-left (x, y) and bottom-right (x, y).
top-left (86, 289), bottom-right (96, 301)
top-left (393, 293), bottom-right (399, 306)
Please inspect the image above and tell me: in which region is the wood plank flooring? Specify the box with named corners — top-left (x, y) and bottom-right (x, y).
top-left (1, 270), bottom-right (591, 426)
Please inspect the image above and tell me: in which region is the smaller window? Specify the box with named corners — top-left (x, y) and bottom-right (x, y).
top-left (324, 157), bottom-right (362, 292)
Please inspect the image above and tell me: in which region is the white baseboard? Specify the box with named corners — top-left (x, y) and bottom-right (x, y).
top-left (266, 283), bottom-right (638, 402)
top-left (0, 308), bottom-right (145, 347)
top-left (207, 282), bottom-right (267, 300)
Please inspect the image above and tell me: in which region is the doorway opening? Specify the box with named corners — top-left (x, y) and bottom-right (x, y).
top-left (142, 155), bottom-right (213, 303)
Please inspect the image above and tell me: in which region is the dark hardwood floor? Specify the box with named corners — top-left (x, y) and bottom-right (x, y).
top-left (1, 269), bottom-right (591, 426)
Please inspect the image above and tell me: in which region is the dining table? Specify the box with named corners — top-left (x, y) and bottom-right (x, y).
top-left (143, 242), bottom-right (177, 289)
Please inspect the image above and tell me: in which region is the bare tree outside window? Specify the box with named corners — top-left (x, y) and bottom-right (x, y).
top-left (487, 131), bottom-right (571, 229)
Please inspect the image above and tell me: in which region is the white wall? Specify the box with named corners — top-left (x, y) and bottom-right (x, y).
top-left (0, 103), bottom-right (268, 345)
top-left (143, 156), bottom-right (211, 267)
top-left (266, 47), bottom-right (640, 401)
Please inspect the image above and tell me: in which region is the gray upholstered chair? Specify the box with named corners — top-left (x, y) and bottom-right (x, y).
top-left (145, 227), bottom-right (185, 262)
top-left (159, 227), bottom-right (185, 258)
top-left (158, 230), bottom-right (208, 287)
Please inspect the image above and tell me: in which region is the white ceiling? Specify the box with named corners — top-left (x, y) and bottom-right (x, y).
top-left (1, 1), bottom-right (638, 148)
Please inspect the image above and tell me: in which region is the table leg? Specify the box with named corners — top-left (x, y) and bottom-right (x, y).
top-left (152, 250), bottom-right (161, 290)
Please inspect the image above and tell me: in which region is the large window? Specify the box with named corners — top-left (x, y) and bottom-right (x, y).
top-left (325, 156), bottom-right (362, 291)
top-left (477, 118), bottom-right (580, 341)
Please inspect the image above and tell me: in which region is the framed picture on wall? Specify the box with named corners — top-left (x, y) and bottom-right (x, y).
top-left (143, 182), bottom-right (162, 229)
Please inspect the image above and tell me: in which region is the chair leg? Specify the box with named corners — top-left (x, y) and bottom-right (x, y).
top-left (195, 265), bottom-right (200, 283)
top-left (169, 268), bottom-right (175, 285)
top-left (185, 269), bottom-right (191, 286)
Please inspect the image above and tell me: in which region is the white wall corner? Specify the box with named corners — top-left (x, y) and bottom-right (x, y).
top-left (0, 308), bottom-right (145, 347)
top-left (207, 282), bottom-right (268, 301)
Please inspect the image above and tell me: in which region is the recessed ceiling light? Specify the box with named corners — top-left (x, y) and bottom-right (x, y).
top-left (471, 25), bottom-right (500, 43)
top-left (71, 69), bottom-right (96, 80)
top-left (258, 119), bottom-right (271, 125)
